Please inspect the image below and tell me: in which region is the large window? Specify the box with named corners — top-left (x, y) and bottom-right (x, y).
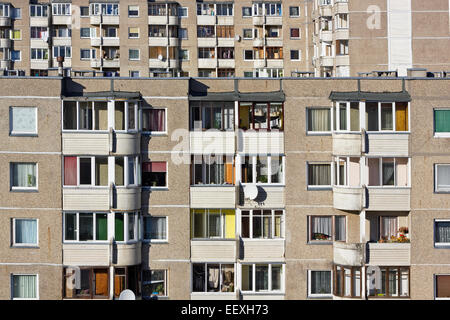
top-left (308, 270), bottom-right (332, 298)
top-left (308, 216), bottom-right (346, 242)
top-left (216, 26), bottom-right (234, 38)
top-left (191, 155), bottom-right (235, 185)
top-left (190, 101), bottom-right (234, 130)
top-left (434, 109), bottom-right (450, 137)
top-left (241, 264), bottom-right (284, 292)
top-left (89, 3), bottom-right (119, 15)
top-left (30, 5), bottom-right (48, 17)
top-left (142, 108), bottom-right (166, 133)
top-left (31, 48), bottom-right (48, 60)
top-left (241, 155), bottom-right (284, 185)
top-left (52, 3), bottom-right (71, 15)
top-left (12, 275), bottom-right (38, 300)
top-left (10, 163), bottom-right (37, 190)
top-left (307, 107), bottom-right (331, 133)
top-left (241, 209), bottom-right (284, 239)
top-left (142, 161), bottom-right (167, 188)
top-left (216, 4), bottom-right (233, 16)
top-left (365, 102), bottom-right (409, 132)
top-left (334, 265), bottom-right (361, 298)
top-left (366, 267), bottom-right (410, 298)
top-left (191, 209), bottom-right (235, 239)
top-left (52, 27), bottom-right (71, 38)
top-left (198, 47), bottom-right (215, 59)
top-left (197, 26), bottom-right (215, 38)
top-left (12, 219), bottom-right (38, 246)
top-left (333, 102), bottom-right (360, 131)
top-left (217, 47), bottom-right (234, 59)
top-left (435, 275), bottom-right (450, 299)
top-left (367, 158), bottom-right (410, 187)
top-left (144, 216), bottom-right (168, 242)
top-left (9, 106), bottom-right (37, 135)
top-left (0, 4), bottom-right (9, 17)
top-left (143, 270), bottom-right (167, 298)
top-left (192, 264), bottom-right (235, 293)
top-left (435, 220), bottom-right (450, 247)
top-left (53, 46), bottom-right (71, 58)
top-left (239, 102), bottom-right (283, 130)
top-left (64, 267), bottom-right (108, 299)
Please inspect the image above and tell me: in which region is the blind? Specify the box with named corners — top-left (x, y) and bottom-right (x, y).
top-left (143, 162), bottom-right (166, 173)
top-left (436, 275), bottom-right (450, 298)
top-left (435, 110), bottom-right (450, 133)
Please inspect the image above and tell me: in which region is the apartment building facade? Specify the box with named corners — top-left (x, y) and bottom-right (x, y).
top-left (1, 74), bottom-right (450, 300)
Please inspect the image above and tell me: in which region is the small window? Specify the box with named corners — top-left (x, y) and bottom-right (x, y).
top-left (10, 50), bottom-right (21, 61)
top-left (308, 271), bottom-right (332, 298)
top-left (142, 162), bottom-right (167, 188)
top-left (179, 49), bottom-right (189, 61)
top-left (12, 219), bottom-right (38, 246)
top-left (80, 6), bottom-right (89, 17)
top-left (11, 163), bottom-right (37, 190)
top-left (11, 30), bottom-right (21, 40)
top-left (11, 8), bottom-right (21, 19)
top-left (12, 275), bottom-right (38, 299)
top-left (289, 6), bottom-right (300, 17)
top-left (435, 220), bottom-right (450, 247)
top-left (434, 109), bottom-right (450, 137)
top-left (308, 216), bottom-right (346, 242)
top-left (129, 71), bottom-right (140, 78)
top-left (435, 275), bottom-right (450, 299)
top-left (290, 50), bottom-right (300, 60)
top-left (129, 49), bottom-right (140, 60)
top-left (128, 5), bottom-right (139, 17)
top-left (307, 163), bottom-right (331, 188)
top-left (142, 109), bottom-right (166, 133)
top-left (128, 27), bottom-right (139, 38)
top-left (178, 7), bottom-right (188, 17)
top-left (307, 108), bottom-right (331, 133)
top-left (179, 28), bottom-right (188, 39)
top-left (80, 28), bottom-right (91, 38)
top-left (290, 28), bottom-right (300, 39)
top-left (143, 270), bottom-right (167, 298)
top-left (243, 29), bottom-right (253, 39)
top-left (10, 106), bottom-right (37, 135)
top-left (144, 216), bottom-right (167, 241)
top-left (242, 6), bottom-right (252, 17)
top-left (244, 50), bottom-right (254, 60)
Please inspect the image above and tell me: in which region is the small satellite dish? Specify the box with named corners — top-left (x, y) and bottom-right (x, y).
top-left (157, 54), bottom-right (163, 61)
top-left (234, 35), bottom-right (241, 42)
top-left (244, 184), bottom-right (258, 200)
top-left (118, 289), bottom-right (136, 300)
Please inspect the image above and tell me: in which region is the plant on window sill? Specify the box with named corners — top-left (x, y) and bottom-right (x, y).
top-left (378, 234), bottom-right (410, 243)
top-left (312, 233), bottom-right (331, 241)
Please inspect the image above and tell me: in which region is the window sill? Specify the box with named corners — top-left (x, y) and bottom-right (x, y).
top-left (9, 133), bottom-right (38, 137)
top-left (144, 240), bottom-right (169, 244)
top-left (11, 245), bottom-right (39, 249)
top-left (307, 295), bottom-right (333, 299)
top-left (307, 186), bottom-right (332, 191)
top-left (434, 244), bottom-right (450, 249)
top-left (142, 132), bottom-right (168, 137)
top-left (306, 132), bottom-right (332, 136)
top-left (142, 186), bottom-right (169, 191)
top-left (10, 188), bottom-right (38, 193)
top-left (308, 241), bottom-right (333, 245)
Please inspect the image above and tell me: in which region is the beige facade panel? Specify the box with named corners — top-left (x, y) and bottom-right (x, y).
top-left (190, 186), bottom-right (236, 209)
top-left (62, 133), bottom-right (109, 155)
top-left (239, 186), bottom-right (285, 208)
top-left (366, 133), bottom-right (410, 157)
top-left (190, 240), bottom-right (237, 262)
top-left (367, 243), bottom-right (411, 266)
top-left (333, 186), bottom-right (364, 211)
top-left (240, 239), bottom-right (285, 262)
top-left (366, 188), bottom-right (411, 211)
top-left (237, 131), bottom-right (284, 154)
top-left (332, 132), bottom-right (363, 156)
top-left (29, 17), bottom-right (49, 27)
top-left (190, 131), bottom-right (235, 154)
top-left (333, 242), bottom-right (364, 266)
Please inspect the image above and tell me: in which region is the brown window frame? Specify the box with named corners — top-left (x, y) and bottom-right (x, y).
top-left (333, 265), bottom-right (362, 298)
top-left (238, 101), bottom-right (284, 131)
top-left (365, 266), bottom-right (410, 298)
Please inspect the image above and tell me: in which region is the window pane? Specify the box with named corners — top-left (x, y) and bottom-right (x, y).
top-left (350, 102), bottom-right (359, 131)
top-left (311, 216), bottom-right (332, 241)
top-left (339, 103), bottom-right (347, 130)
top-left (435, 221), bottom-right (450, 244)
top-left (436, 165), bottom-right (450, 192)
top-left (207, 264), bottom-right (220, 292)
top-left (255, 265), bottom-right (269, 291)
top-left (11, 107), bottom-right (36, 133)
top-left (12, 163), bottom-right (36, 188)
top-left (94, 102), bottom-right (107, 130)
top-left (366, 102), bottom-right (379, 131)
top-left (79, 158), bottom-right (92, 185)
top-left (252, 210), bottom-right (262, 238)
top-left (241, 211), bottom-right (250, 238)
top-left (221, 265), bottom-right (234, 292)
top-left (382, 158), bottom-right (395, 186)
top-left (270, 103), bottom-right (283, 130)
top-left (271, 156), bottom-right (283, 183)
top-left (115, 213), bottom-right (124, 241)
top-left (381, 103), bottom-right (393, 130)
top-left (271, 265), bottom-right (282, 290)
top-left (145, 217), bottom-right (166, 240)
top-left (79, 102), bottom-right (92, 130)
top-left (65, 213), bottom-right (76, 240)
top-left (95, 158), bottom-right (108, 186)
top-left (308, 108), bottom-right (330, 132)
top-left (435, 110), bottom-right (450, 133)
top-left (79, 213), bottom-right (93, 241)
top-left (13, 275), bottom-right (37, 299)
top-left (335, 216), bottom-right (346, 241)
top-left (193, 210), bottom-right (206, 238)
top-left (63, 102), bottom-right (77, 129)
top-left (15, 219), bottom-right (37, 244)
top-left (241, 265), bottom-right (253, 291)
top-left (308, 164), bottom-right (331, 186)
top-left (352, 269), bottom-right (361, 297)
top-left (192, 264), bottom-right (205, 292)
top-left (256, 156), bottom-right (268, 183)
top-left (311, 271), bottom-right (331, 295)
top-left (241, 156), bottom-right (253, 183)
top-left (128, 104), bottom-right (136, 130)
top-left (128, 157), bottom-right (135, 185)
top-left (254, 103), bottom-right (268, 129)
top-left (96, 213), bottom-right (108, 241)
top-left (128, 213), bottom-right (135, 240)
top-left (396, 102), bottom-right (408, 131)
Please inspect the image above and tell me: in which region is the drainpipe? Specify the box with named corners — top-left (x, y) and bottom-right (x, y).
top-left (109, 236), bottom-right (115, 300)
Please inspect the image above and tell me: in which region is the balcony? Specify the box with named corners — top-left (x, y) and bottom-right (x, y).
top-left (30, 60), bottom-right (49, 70)
top-left (102, 37), bottom-right (120, 46)
top-left (366, 133), bottom-right (409, 157)
top-left (366, 243), bottom-right (410, 266)
top-left (0, 16), bottom-right (11, 27)
top-left (191, 292), bottom-right (238, 300)
top-left (63, 186), bottom-right (142, 211)
top-left (266, 59), bottom-right (284, 68)
top-left (63, 242), bottom-right (141, 266)
top-left (333, 242), bottom-right (365, 266)
top-left (62, 132), bottom-right (140, 155)
top-left (334, 28), bottom-right (349, 40)
top-left (0, 38), bottom-right (10, 48)
top-left (148, 59), bottom-right (167, 68)
top-left (319, 5), bottom-right (333, 17)
top-left (253, 38), bottom-right (265, 47)
top-left (191, 239), bottom-right (237, 262)
top-left (238, 185), bottom-right (285, 209)
top-left (198, 58), bottom-right (217, 69)
top-left (366, 188), bottom-right (410, 211)
top-left (333, 186), bottom-right (364, 211)
top-left (240, 239), bottom-right (285, 262)
top-left (30, 39), bottom-right (49, 48)
top-left (52, 37), bottom-right (71, 46)
top-left (237, 131), bottom-right (284, 154)
top-left (52, 15), bottom-right (72, 25)
top-left (52, 57), bottom-right (72, 67)
top-left (197, 15), bottom-right (216, 25)
top-left (91, 58), bottom-right (102, 68)
top-left (190, 186), bottom-right (236, 209)
top-left (0, 59), bottom-right (11, 69)
top-left (90, 15), bottom-right (119, 25)
top-left (332, 132), bottom-right (363, 156)
top-left (190, 130), bottom-right (235, 154)
top-left (148, 15), bottom-right (168, 25)
top-left (319, 30), bottom-right (333, 42)
top-left (102, 58), bottom-right (120, 68)
top-left (335, 54), bottom-right (350, 66)
top-left (30, 16), bottom-right (49, 27)
top-left (218, 59), bottom-right (235, 68)
top-left (320, 56), bottom-right (334, 67)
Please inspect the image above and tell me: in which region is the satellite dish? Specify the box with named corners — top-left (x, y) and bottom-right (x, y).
top-left (234, 35), bottom-right (241, 42)
top-left (244, 184), bottom-right (258, 200)
top-left (157, 54), bottom-right (163, 61)
top-left (118, 289), bottom-right (136, 300)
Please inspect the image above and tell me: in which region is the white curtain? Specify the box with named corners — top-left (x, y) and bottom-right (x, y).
top-left (437, 165), bottom-right (450, 191)
top-left (207, 265), bottom-right (220, 291)
top-left (12, 163), bottom-right (36, 187)
top-left (150, 217), bottom-right (166, 240)
top-left (436, 222), bottom-right (450, 243)
top-left (309, 109), bottom-right (330, 132)
top-left (335, 216), bottom-right (346, 241)
top-left (311, 271), bottom-right (331, 294)
top-left (13, 275), bottom-right (36, 299)
top-left (382, 161), bottom-right (395, 186)
top-left (15, 219), bottom-right (37, 244)
top-left (312, 216), bottom-right (332, 240)
top-left (309, 164), bottom-right (331, 185)
top-left (381, 217), bottom-right (397, 239)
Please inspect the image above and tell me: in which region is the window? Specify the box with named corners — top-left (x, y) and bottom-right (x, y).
top-left (89, 3), bottom-right (119, 15)
top-left (241, 264), bottom-right (284, 292)
top-left (128, 27), bottom-right (139, 38)
top-left (143, 270), bottom-right (167, 298)
top-left (307, 108), bottom-right (331, 133)
top-left (113, 267), bottom-right (140, 299)
top-left (53, 46), bottom-right (71, 58)
top-left (216, 26), bottom-right (234, 38)
top-left (216, 4), bottom-right (233, 16)
top-left (435, 275), bottom-right (450, 299)
top-left (179, 49), bottom-right (189, 61)
top-left (308, 216), bottom-right (346, 242)
top-left (11, 8), bottom-right (21, 19)
top-left (31, 48), bottom-right (48, 60)
top-left (290, 28), bottom-right (300, 39)
top-left (334, 265), bottom-right (362, 298)
top-left (336, 13), bottom-right (348, 29)
top-left (289, 6), bottom-right (300, 17)
top-left (129, 49), bottom-right (140, 60)
top-left (367, 157), bottom-right (409, 187)
top-left (366, 267), bottom-right (410, 298)
top-left (198, 47), bottom-right (215, 59)
top-left (435, 220), bottom-right (450, 247)
top-left (244, 49), bottom-right (254, 60)
top-left (308, 271), bottom-right (332, 298)
top-left (80, 6), bottom-right (89, 17)
top-left (336, 40), bottom-right (348, 55)
top-left (307, 163), bottom-right (331, 188)
top-left (129, 71), bottom-right (140, 78)
top-left (52, 27), bottom-right (71, 38)
top-left (197, 25), bottom-right (215, 38)
top-left (128, 5), bottom-right (139, 17)
top-left (30, 27), bottom-right (48, 40)
top-left (434, 109), bottom-right (450, 137)
top-left (12, 275), bottom-right (37, 299)
top-left (179, 28), bottom-right (188, 39)
top-left (64, 267), bottom-right (108, 299)
top-left (12, 219), bottom-right (38, 246)
top-left (80, 49), bottom-right (96, 60)
top-left (190, 101), bottom-right (234, 131)
top-left (142, 108), bottom-right (166, 133)
top-left (333, 102), bottom-right (360, 131)
top-left (80, 28), bottom-right (92, 38)
top-left (191, 209), bottom-right (235, 239)
top-left (241, 210), bottom-right (284, 239)
top-left (243, 29), bottom-right (254, 40)
top-left (198, 69), bottom-right (215, 78)
top-left (365, 102), bottom-right (409, 132)
top-left (52, 3), bottom-right (71, 15)
top-left (290, 50), bottom-right (301, 60)
top-left (238, 102), bottom-right (284, 130)
top-left (142, 161), bottom-right (167, 188)
top-left (10, 163), bottom-right (37, 190)
top-left (11, 30), bottom-right (21, 40)
top-left (10, 50), bottom-right (20, 61)
top-left (242, 7), bottom-right (252, 17)
top-left (144, 216), bottom-right (167, 242)
top-left (192, 264), bottom-right (235, 293)
top-left (178, 7), bottom-right (188, 17)
top-left (30, 5), bottom-right (48, 17)
top-left (240, 156), bottom-right (284, 185)
top-left (9, 106), bottom-right (37, 135)
top-left (197, 3), bottom-right (214, 16)
top-left (149, 46), bottom-right (176, 59)
top-left (191, 155), bottom-right (235, 185)
top-left (436, 164), bottom-right (450, 193)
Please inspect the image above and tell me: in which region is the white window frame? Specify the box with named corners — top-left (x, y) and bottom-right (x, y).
top-left (142, 160), bottom-right (168, 189)
top-left (10, 162), bottom-right (38, 191)
top-left (140, 107), bottom-right (168, 135)
top-left (128, 27), bottom-right (140, 39)
top-left (52, 3), bottom-right (71, 16)
top-left (30, 48), bottom-right (48, 60)
top-left (142, 269), bottom-right (168, 298)
top-left (239, 209), bottom-right (285, 239)
top-left (53, 46), bottom-right (72, 58)
top-left (29, 5), bottom-right (48, 17)
top-left (307, 215), bottom-right (347, 243)
top-left (129, 49), bottom-right (140, 61)
top-left (366, 157), bottom-right (411, 188)
top-left (306, 162), bottom-right (332, 190)
top-left (239, 263), bottom-right (285, 293)
top-left (63, 212), bottom-right (109, 243)
top-left (433, 108), bottom-right (450, 138)
top-left (12, 218), bottom-right (39, 247)
top-left (290, 28), bottom-right (301, 39)
top-left (11, 274), bottom-right (39, 300)
top-left (178, 7), bottom-right (188, 17)
top-left (434, 219), bottom-right (450, 248)
top-left (306, 107), bottom-right (332, 135)
top-left (128, 5), bottom-right (139, 17)
top-left (289, 6), bottom-right (300, 17)
top-left (307, 270), bottom-right (333, 298)
top-left (129, 70), bottom-right (140, 78)
top-left (80, 48), bottom-right (96, 60)
top-left (290, 49), bottom-right (301, 61)
top-left (434, 164), bottom-right (450, 193)
top-left (9, 106), bottom-right (37, 136)
top-left (191, 209), bottom-right (234, 239)
top-left (143, 216), bottom-right (168, 243)
top-left (239, 155), bottom-right (285, 185)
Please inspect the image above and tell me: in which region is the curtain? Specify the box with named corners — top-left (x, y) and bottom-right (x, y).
top-left (396, 103), bottom-right (408, 131)
top-left (146, 109), bottom-right (165, 132)
top-left (79, 213), bottom-right (93, 241)
top-left (344, 269), bottom-right (351, 296)
top-left (382, 160), bottom-right (395, 185)
top-left (95, 158), bottom-right (108, 186)
top-left (274, 212), bottom-right (283, 237)
top-left (11, 107), bottom-right (36, 133)
top-left (115, 158), bottom-right (124, 186)
top-left (339, 104), bottom-right (347, 130)
top-left (15, 219), bottom-right (37, 244)
top-left (271, 157), bottom-right (282, 183)
top-left (334, 216), bottom-right (346, 241)
top-left (208, 211), bottom-right (221, 237)
top-left (192, 265), bottom-right (205, 292)
top-left (255, 265), bottom-right (269, 291)
top-left (437, 165), bottom-right (450, 190)
top-left (263, 214), bottom-right (271, 238)
top-left (381, 216), bottom-right (397, 240)
top-left (207, 265), bottom-right (220, 291)
top-left (13, 275), bottom-right (36, 299)
top-left (381, 103), bottom-right (393, 130)
top-left (308, 109), bottom-right (330, 132)
top-left (221, 265), bottom-right (234, 292)
top-left (271, 265), bottom-right (282, 290)
top-left (150, 217), bottom-right (166, 240)
top-left (64, 157), bottom-right (77, 186)
top-left (12, 163), bottom-right (36, 188)
top-left (311, 216), bottom-right (332, 240)
top-left (436, 222), bottom-right (450, 243)
top-left (308, 164), bottom-right (331, 185)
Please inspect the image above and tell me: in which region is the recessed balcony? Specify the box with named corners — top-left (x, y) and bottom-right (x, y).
top-left (266, 59), bottom-right (283, 68)
top-left (319, 5), bottom-right (333, 16)
top-left (238, 185), bottom-right (285, 209)
top-left (102, 58), bottom-right (120, 68)
top-left (148, 15), bottom-right (168, 25)
top-left (197, 38), bottom-right (217, 47)
top-left (320, 56), bottom-right (334, 67)
top-left (52, 37), bottom-right (71, 46)
top-left (334, 28), bottom-right (349, 40)
top-left (30, 60), bottom-right (49, 70)
top-left (335, 54), bottom-right (350, 66)
top-left (217, 38), bottom-right (234, 47)
top-left (253, 59), bottom-right (266, 68)
top-left (102, 37), bottom-right (120, 46)
top-left (266, 38), bottom-right (283, 47)
top-left (90, 15), bottom-right (119, 25)
top-left (334, 2), bottom-right (349, 14)
top-left (218, 59), bottom-right (235, 68)
top-left (253, 38), bottom-right (265, 47)
top-left (252, 16), bottom-right (265, 25)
